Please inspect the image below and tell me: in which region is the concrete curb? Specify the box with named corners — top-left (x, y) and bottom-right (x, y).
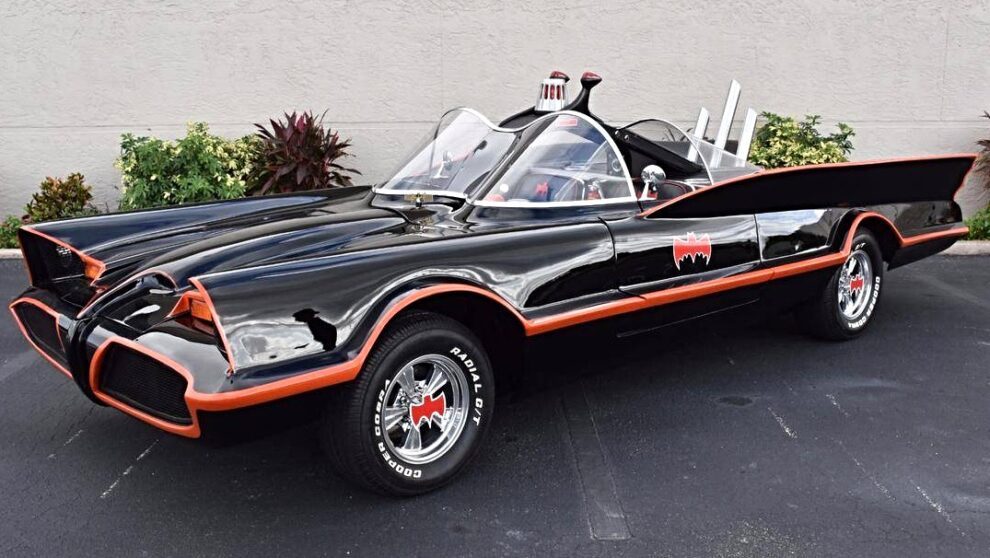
top-left (2, 242), bottom-right (990, 260)
top-left (943, 240), bottom-right (990, 256)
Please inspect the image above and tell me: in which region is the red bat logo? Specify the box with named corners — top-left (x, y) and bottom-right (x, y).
top-left (410, 393), bottom-right (446, 428)
top-left (849, 274), bottom-right (865, 292)
top-left (673, 232), bottom-right (712, 270)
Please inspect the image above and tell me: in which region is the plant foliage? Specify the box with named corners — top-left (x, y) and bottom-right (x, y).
top-left (0, 215), bottom-right (21, 249)
top-left (252, 111), bottom-right (358, 195)
top-left (967, 206), bottom-right (990, 240)
top-left (749, 113), bottom-right (855, 169)
top-left (25, 173), bottom-right (97, 223)
top-left (976, 111), bottom-right (990, 191)
top-left (117, 122), bottom-right (261, 210)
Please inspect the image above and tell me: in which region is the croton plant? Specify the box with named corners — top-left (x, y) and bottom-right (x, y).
top-left (253, 111), bottom-right (359, 195)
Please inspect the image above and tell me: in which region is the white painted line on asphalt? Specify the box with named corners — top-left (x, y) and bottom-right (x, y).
top-left (915, 483), bottom-right (965, 536)
top-left (825, 394), bottom-right (851, 418)
top-left (136, 439), bottom-right (158, 461)
top-left (559, 384), bottom-right (631, 541)
top-left (834, 439), bottom-right (892, 500)
top-left (47, 429), bottom-right (85, 460)
top-left (767, 407), bottom-right (797, 439)
top-left (848, 454), bottom-right (892, 499)
top-left (100, 466), bottom-right (134, 499)
top-left (99, 439), bottom-right (159, 500)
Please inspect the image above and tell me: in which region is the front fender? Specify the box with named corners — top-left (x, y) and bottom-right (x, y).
top-left (193, 222), bottom-right (614, 381)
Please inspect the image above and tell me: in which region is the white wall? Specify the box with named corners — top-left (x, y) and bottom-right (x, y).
top-left (2, 0), bottom-right (988, 216)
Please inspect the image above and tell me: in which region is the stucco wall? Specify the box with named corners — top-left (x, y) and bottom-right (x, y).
top-left (2, 0), bottom-right (988, 217)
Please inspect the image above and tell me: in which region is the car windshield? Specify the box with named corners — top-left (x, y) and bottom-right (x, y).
top-left (375, 108), bottom-right (515, 198)
top-left (375, 108), bottom-right (634, 204)
top-left (478, 114), bottom-right (634, 205)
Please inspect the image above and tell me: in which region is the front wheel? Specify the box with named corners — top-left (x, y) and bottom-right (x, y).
top-left (798, 229), bottom-right (884, 340)
top-left (321, 312), bottom-right (494, 496)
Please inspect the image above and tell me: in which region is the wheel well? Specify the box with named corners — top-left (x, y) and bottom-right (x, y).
top-left (400, 291), bottom-right (526, 387)
top-left (854, 216), bottom-right (900, 262)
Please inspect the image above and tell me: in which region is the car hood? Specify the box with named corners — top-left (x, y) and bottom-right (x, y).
top-left (86, 189), bottom-right (469, 288)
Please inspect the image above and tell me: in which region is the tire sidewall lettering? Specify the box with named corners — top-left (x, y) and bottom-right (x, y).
top-left (371, 343), bottom-right (489, 481)
top-left (847, 274), bottom-right (881, 330)
top-left (844, 238), bottom-right (881, 331)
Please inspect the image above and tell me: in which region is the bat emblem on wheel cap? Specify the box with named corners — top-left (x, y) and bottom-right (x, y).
top-left (849, 274), bottom-right (865, 292)
top-left (673, 232), bottom-right (712, 270)
top-left (410, 393), bottom-right (446, 428)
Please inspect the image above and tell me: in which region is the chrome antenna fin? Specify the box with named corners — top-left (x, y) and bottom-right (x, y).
top-left (713, 80), bottom-right (741, 150)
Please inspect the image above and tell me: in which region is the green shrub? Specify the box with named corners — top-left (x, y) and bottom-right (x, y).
top-left (967, 206), bottom-right (990, 240)
top-left (252, 111), bottom-right (358, 195)
top-left (976, 111), bottom-right (990, 192)
top-left (117, 122), bottom-right (261, 210)
top-left (25, 173), bottom-right (97, 223)
top-left (749, 113), bottom-right (854, 169)
top-left (0, 215), bottom-right (21, 249)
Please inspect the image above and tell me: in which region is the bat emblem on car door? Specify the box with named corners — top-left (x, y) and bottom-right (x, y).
top-left (673, 232), bottom-right (712, 269)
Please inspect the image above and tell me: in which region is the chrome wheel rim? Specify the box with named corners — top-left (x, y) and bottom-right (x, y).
top-left (381, 354), bottom-right (470, 465)
top-left (837, 249), bottom-right (873, 320)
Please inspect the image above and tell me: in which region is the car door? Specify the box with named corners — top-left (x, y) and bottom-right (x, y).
top-left (605, 212), bottom-right (762, 335)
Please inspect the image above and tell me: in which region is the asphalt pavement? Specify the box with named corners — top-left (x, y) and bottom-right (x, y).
top-left (1, 256), bottom-right (989, 557)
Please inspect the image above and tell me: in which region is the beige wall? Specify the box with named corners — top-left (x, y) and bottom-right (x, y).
top-left (2, 0), bottom-right (988, 216)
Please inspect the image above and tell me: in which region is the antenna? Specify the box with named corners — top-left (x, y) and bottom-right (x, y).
top-left (713, 80), bottom-right (741, 150)
top-left (736, 108), bottom-right (758, 162)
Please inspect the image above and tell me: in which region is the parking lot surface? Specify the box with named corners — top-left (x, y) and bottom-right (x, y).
top-left (1, 256), bottom-right (989, 557)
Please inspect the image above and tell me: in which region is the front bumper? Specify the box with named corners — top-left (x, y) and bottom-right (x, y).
top-left (9, 287), bottom-right (367, 439)
top-left (9, 288), bottom-right (228, 438)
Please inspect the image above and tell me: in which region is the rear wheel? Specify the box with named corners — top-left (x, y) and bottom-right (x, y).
top-left (798, 229), bottom-right (884, 340)
top-left (321, 312), bottom-right (494, 496)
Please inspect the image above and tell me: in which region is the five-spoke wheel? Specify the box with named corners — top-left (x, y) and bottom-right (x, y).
top-left (380, 354), bottom-right (470, 465)
top-left (321, 312), bottom-right (494, 496)
top-left (799, 228), bottom-right (884, 340)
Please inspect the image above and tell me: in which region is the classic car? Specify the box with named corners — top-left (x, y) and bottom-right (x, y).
top-left (9, 71), bottom-right (974, 495)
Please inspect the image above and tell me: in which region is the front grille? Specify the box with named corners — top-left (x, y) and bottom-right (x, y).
top-left (99, 345), bottom-right (191, 425)
top-left (13, 302), bottom-right (67, 367)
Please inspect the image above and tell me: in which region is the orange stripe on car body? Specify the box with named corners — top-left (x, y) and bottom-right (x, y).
top-left (33, 213), bottom-right (968, 439)
top-left (188, 277), bottom-right (237, 375)
top-left (19, 225), bottom-right (107, 285)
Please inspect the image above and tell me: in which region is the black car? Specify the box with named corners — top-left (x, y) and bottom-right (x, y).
top-left (9, 72), bottom-right (974, 495)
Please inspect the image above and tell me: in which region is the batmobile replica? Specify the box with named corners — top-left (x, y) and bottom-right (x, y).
top-left (10, 71), bottom-right (974, 495)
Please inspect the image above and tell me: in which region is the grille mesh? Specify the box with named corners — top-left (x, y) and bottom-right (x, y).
top-left (15, 303), bottom-right (67, 367)
top-left (99, 345), bottom-right (191, 425)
